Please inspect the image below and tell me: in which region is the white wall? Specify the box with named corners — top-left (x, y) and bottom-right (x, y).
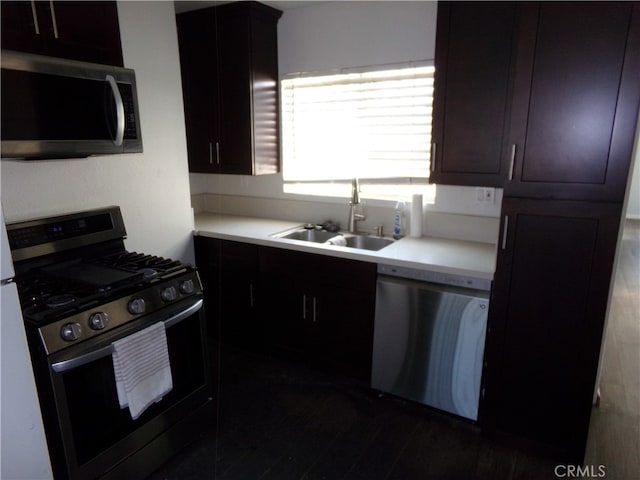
top-left (277, 1), bottom-right (437, 74)
top-left (626, 124), bottom-right (640, 219)
top-left (1, 1), bottom-right (195, 263)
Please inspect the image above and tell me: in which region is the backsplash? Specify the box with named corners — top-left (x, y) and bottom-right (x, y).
top-left (192, 193), bottom-right (500, 245)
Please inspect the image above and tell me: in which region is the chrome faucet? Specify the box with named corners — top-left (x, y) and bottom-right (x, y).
top-left (348, 178), bottom-right (366, 233)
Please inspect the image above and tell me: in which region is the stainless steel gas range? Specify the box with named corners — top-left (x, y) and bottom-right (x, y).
top-left (7, 206), bottom-right (214, 480)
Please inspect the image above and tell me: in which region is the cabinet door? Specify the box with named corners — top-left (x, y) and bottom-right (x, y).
top-left (194, 238), bottom-right (263, 350)
top-left (311, 283), bottom-right (375, 382)
top-left (259, 270), bottom-right (308, 356)
top-left (44, 2), bottom-right (123, 66)
top-left (258, 246), bottom-right (311, 356)
top-left (217, 2), bottom-right (281, 175)
top-left (1, 1), bottom-right (47, 54)
top-left (482, 198), bottom-right (621, 462)
top-left (220, 241), bottom-right (261, 349)
top-left (1, 1), bottom-right (123, 66)
top-left (430, 2), bottom-right (517, 187)
top-left (505, 2), bottom-right (640, 202)
top-left (193, 236), bottom-right (220, 319)
top-left (177, 8), bottom-right (221, 173)
top-left (261, 278), bottom-right (375, 376)
top-left (216, 6), bottom-right (253, 175)
top-left (258, 246), bottom-right (376, 380)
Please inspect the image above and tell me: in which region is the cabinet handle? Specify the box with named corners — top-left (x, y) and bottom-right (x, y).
top-left (312, 297), bottom-right (317, 323)
top-left (501, 215), bottom-right (509, 250)
top-left (30, 1), bottom-right (40, 35)
top-left (249, 283), bottom-right (254, 308)
top-left (215, 142), bottom-right (220, 165)
top-left (48, 1), bottom-right (59, 39)
top-left (508, 144), bottom-right (516, 180)
top-left (208, 142), bottom-right (213, 165)
top-left (302, 294), bottom-right (306, 320)
top-left (430, 142), bottom-right (437, 173)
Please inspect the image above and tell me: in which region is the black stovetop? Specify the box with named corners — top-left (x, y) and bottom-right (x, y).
top-left (16, 250), bottom-right (190, 325)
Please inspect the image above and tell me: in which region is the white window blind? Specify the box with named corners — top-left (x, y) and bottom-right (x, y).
top-left (281, 63), bottom-right (435, 189)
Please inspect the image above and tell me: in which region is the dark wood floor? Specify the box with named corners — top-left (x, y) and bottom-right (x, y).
top-left (150, 347), bottom-right (559, 480)
top-left (149, 220), bottom-right (639, 480)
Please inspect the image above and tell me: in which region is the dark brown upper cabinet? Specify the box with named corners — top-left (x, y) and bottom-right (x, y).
top-left (430, 2), bottom-right (517, 187)
top-left (1, 1), bottom-right (123, 66)
top-left (431, 2), bottom-right (640, 199)
top-left (177, 7), bottom-right (220, 174)
top-left (177, 2), bottom-right (282, 175)
top-left (505, 2), bottom-right (640, 202)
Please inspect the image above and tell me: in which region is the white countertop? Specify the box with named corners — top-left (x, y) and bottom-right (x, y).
top-left (194, 213), bottom-right (497, 281)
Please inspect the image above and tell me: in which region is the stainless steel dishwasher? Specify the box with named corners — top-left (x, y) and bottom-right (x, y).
top-left (371, 264), bottom-right (491, 421)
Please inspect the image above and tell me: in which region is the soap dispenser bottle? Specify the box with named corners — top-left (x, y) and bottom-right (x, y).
top-left (393, 200), bottom-right (405, 240)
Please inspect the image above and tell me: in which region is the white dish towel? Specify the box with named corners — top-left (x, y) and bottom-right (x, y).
top-left (112, 321), bottom-right (173, 420)
top-left (325, 235), bottom-right (347, 246)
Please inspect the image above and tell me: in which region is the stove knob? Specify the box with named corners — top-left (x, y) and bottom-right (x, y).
top-left (179, 279), bottom-right (195, 295)
top-left (128, 297), bottom-right (146, 315)
top-left (60, 323), bottom-right (82, 342)
top-left (161, 286), bottom-right (178, 302)
top-left (89, 312), bottom-right (109, 330)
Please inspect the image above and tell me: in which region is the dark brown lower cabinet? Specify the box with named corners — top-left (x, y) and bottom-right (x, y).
top-left (482, 198), bottom-right (622, 463)
top-left (193, 235), bottom-right (220, 338)
top-left (193, 237), bottom-right (262, 349)
top-left (259, 246), bottom-right (377, 382)
top-left (194, 238), bottom-right (377, 382)
top-left (259, 268), bottom-right (307, 356)
top-left (219, 241), bottom-right (261, 349)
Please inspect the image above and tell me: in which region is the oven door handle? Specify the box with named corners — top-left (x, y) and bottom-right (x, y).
top-left (51, 298), bottom-right (203, 373)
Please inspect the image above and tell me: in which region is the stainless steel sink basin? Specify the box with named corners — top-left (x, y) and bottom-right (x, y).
top-left (344, 235), bottom-right (395, 251)
top-left (277, 229), bottom-right (336, 243)
top-left (273, 227), bottom-right (395, 251)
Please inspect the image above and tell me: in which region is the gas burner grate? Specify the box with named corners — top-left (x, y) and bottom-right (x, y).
top-left (15, 249), bottom-right (193, 326)
top-left (17, 275), bottom-right (90, 309)
top-left (15, 273), bottom-right (109, 324)
top-left (93, 251), bottom-right (184, 274)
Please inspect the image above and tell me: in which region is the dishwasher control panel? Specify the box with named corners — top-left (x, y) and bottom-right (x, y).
top-left (377, 264), bottom-right (491, 292)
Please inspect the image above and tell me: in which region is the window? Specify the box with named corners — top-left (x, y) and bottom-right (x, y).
top-left (281, 62), bottom-right (435, 200)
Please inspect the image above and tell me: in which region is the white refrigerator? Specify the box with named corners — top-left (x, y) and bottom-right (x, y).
top-left (1, 207), bottom-right (52, 479)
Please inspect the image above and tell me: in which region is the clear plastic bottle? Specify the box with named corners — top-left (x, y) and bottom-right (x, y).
top-left (393, 200), bottom-right (405, 240)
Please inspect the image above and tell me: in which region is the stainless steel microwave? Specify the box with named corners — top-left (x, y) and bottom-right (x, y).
top-left (1, 50), bottom-right (143, 159)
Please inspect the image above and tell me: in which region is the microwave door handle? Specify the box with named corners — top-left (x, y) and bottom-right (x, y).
top-left (106, 75), bottom-right (125, 146)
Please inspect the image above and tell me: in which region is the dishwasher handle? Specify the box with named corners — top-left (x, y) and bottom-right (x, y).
top-left (377, 264), bottom-right (491, 292)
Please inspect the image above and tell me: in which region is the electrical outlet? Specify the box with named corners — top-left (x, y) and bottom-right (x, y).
top-left (475, 187), bottom-right (495, 206)
top-left (484, 187), bottom-right (495, 204)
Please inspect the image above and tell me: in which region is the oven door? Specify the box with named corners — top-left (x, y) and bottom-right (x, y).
top-left (42, 296), bottom-right (213, 480)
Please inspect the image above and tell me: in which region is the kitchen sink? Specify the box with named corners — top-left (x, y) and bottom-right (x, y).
top-left (277, 229), bottom-right (336, 243)
top-left (272, 227), bottom-right (395, 251)
top-left (344, 235), bottom-right (395, 250)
